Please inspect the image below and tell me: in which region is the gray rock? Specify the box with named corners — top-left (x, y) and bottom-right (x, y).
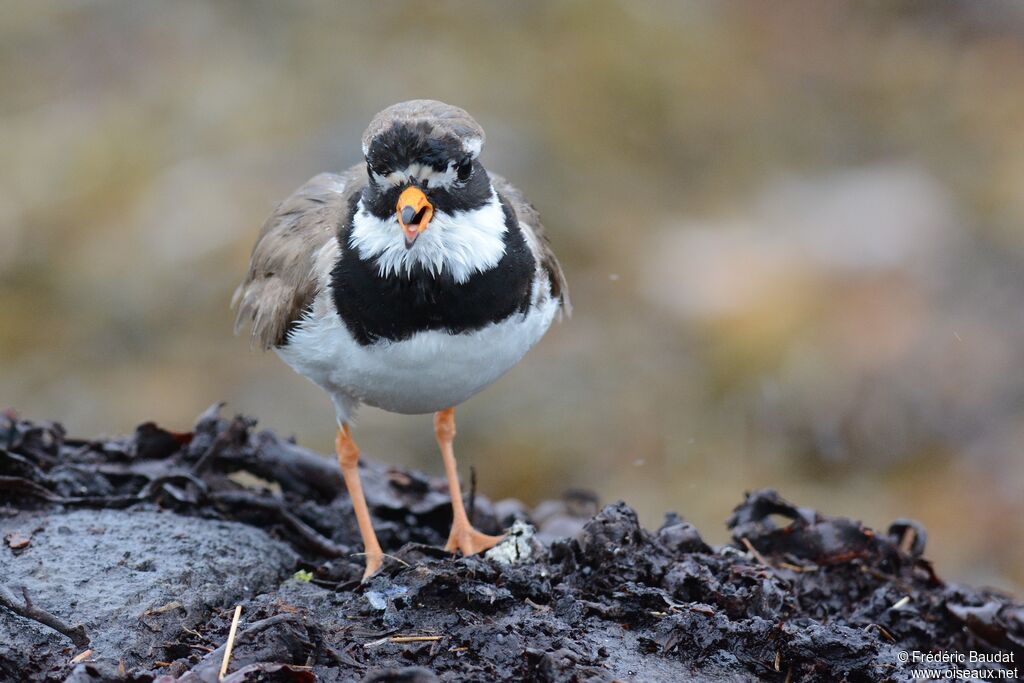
top-left (0, 509), bottom-right (297, 673)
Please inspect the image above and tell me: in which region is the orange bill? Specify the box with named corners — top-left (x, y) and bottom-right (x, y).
top-left (396, 186), bottom-right (434, 248)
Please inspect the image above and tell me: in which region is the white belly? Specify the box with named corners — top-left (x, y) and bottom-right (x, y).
top-left (277, 294), bottom-right (559, 416)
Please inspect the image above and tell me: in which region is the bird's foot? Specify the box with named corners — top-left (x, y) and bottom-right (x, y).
top-left (361, 551), bottom-right (384, 582)
top-left (445, 523), bottom-right (504, 557)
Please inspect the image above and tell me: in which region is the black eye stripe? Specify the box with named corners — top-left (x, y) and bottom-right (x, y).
top-left (362, 169), bottom-right (492, 219)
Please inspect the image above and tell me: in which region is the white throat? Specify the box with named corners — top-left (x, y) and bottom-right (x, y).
top-left (349, 189), bottom-right (508, 283)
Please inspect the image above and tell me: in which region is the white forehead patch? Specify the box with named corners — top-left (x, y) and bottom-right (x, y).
top-left (463, 137), bottom-right (483, 158)
top-left (377, 162), bottom-right (459, 190)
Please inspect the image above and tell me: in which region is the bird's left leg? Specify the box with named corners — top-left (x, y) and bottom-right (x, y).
top-left (434, 408), bottom-right (503, 556)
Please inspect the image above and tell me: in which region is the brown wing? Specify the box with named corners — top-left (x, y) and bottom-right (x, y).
top-left (490, 174), bottom-right (570, 315)
top-left (233, 168), bottom-right (365, 349)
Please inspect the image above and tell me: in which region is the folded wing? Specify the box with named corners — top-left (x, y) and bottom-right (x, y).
top-left (233, 169), bottom-right (365, 349)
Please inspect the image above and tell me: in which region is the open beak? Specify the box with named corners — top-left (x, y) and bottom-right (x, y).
top-left (396, 186), bottom-right (433, 249)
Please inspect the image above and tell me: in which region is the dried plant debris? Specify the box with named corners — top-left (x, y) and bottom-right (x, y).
top-left (0, 407), bottom-right (1020, 682)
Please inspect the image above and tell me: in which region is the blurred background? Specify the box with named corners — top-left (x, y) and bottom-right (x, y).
top-left (2, 1), bottom-right (1023, 593)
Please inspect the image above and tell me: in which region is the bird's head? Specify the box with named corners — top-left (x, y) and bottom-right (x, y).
top-left (352, 101), bottom-right (507, 282)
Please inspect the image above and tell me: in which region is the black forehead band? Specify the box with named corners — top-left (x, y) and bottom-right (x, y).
top-left (366, 122), bottom-right (465, 173)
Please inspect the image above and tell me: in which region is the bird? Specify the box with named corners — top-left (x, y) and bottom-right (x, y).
top-left (233, 100), bottom-right (569, 580)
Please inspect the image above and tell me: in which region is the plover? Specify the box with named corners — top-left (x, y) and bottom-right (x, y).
top-left (234, 100), bottom-right (569, 579)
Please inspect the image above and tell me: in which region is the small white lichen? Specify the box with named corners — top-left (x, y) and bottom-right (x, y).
top-left (485, 521), bottom-right (536, 566)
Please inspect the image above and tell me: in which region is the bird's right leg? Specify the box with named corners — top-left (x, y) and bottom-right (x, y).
top-left (335, 425), bottom-right (383, 581)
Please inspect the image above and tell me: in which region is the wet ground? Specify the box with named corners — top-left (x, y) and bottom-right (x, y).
top-left (1, 407), bottom-right (1021, 682)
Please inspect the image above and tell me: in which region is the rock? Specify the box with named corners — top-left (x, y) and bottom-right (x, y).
top-left (0, 509), bottom-right (297, 676)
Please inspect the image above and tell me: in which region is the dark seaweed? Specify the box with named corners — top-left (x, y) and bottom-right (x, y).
top-left (0, 407), bottom-right (1020, 682)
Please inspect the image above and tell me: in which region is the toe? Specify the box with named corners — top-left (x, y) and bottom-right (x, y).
top-left (446, 526), bottom-right (504, 556)
top-left (467, 530), bottom-right (503, 555)
top-left (361, 554), bottom-right (384, 582)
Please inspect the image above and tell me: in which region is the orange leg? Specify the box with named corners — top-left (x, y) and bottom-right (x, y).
top-left (335, 426), bottom-right (383, 581)
top-left (434, 408), bottom-right (504, 556)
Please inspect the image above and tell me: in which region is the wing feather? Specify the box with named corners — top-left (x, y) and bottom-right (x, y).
top-left (232, 168), bottom-right (364, 349)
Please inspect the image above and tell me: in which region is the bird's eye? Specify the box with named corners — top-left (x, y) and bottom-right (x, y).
top-left (456, 157), bottom-right (473, 182)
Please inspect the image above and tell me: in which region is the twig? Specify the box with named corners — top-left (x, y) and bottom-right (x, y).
top-left (180, 613), bottom-right (300, 681)
top-left (218, 605), bottom-right (242, 681)
top-left (365, 634), bottom-right (442, 648)
top-left (182, 625), bottom-right (207, 640)
top-left (899, 527), bottom-right (916, 555)
top-left (143, 600), bottom-right (183, 616)
top-left (0, 475), bottom-right (148, 509)
top-left (193, 431), bottom-right (230, 474)
top-left (352, 551), bottom-right (410, 568)
top-left (0, 585), bottom-right (89, 648)
top-left (740, 537), bottom-right (770, 566)
top-left (137, 474), bottom-right (208, 503)
top-left (865, 623), bottom-right (897, 643)
top-left (389, 635), bottom-right (442, 643)
top-left (0, 476), bottom-right (65, 503)
top-left (890, 596), bottom-right (911, 610)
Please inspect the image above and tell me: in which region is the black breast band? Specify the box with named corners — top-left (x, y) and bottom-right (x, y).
top-left (330, 196), bottom-right (535, 346)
